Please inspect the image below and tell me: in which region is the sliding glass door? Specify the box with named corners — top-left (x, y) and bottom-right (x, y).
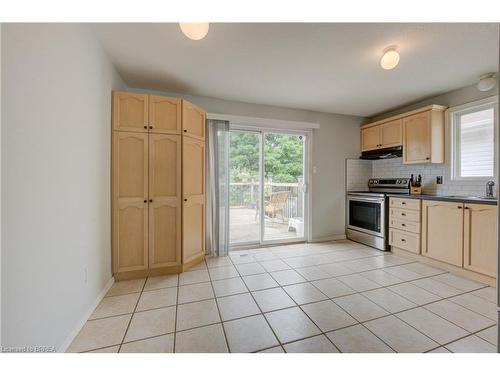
top-left (228, 128), bottom-right (308, 248)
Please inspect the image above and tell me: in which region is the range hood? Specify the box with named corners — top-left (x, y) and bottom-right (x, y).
top-left (360, 146), bottom-right (402, 160)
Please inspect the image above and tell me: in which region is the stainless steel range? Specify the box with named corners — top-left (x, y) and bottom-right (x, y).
top-left (346, 178), bottom-right (410, 251)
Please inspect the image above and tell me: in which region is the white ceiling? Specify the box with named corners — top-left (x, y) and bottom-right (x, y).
top-left (93, 23), bottom-right (499, 117)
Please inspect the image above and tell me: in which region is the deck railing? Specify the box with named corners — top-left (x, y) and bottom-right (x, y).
top-left (230, 181), bottom-right (303, 219)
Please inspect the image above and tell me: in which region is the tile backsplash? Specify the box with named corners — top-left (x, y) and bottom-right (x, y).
top-left (346, 157), bottom-right (497, 197)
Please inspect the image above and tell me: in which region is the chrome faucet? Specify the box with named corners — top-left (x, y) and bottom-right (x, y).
top-left (485, 180), bottom-right (495, 198)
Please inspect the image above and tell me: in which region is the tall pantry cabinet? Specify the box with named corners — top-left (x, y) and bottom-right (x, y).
top-left (112, 91), bottom-right (206, 279)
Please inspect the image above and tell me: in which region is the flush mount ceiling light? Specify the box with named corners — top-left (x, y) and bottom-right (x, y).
top-left (477, 73), bottom-right (497, 92)
top-left (380, 48), bottom-right (400, 70)
top-left (179, 23), bottom-right (210, 40)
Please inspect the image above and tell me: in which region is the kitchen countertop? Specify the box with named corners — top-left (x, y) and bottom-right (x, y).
top-left (387, 193), bottom-right (498, 205)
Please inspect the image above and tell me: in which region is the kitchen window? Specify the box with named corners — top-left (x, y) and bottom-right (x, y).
top-left (450, 97), bottom-right (498, 180)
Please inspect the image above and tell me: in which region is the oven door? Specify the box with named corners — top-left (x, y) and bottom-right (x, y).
top-left (347, 195), bottom-right (385, 237)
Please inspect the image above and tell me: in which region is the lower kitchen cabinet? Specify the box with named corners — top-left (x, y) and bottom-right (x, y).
top-left (421, 200), bottom-right (463, 267)
top-left (463, 204), bottom-right (498, 277)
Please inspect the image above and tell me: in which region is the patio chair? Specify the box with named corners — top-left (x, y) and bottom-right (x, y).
top-left (264, 191), bottom-right (290, 223)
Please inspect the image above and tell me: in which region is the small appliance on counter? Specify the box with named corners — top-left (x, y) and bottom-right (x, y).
top-left (409, 174), bottom-right (422, 195)
top-left (346, 178), bottom-right (410, 251)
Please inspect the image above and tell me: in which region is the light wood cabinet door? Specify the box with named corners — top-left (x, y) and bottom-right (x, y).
top-left (112, 132), bottom-right (149, 273)
top-left (403, 111), bottom-right (431, 164)
top-left (463, 204), bottom-right (497, 277)
top-left (380, 119), bottom-right (402, 148)
top-left (113, 91), bottom-right (149, 132)
top-left (421, 200), bottom-right (463, 267)
top-left (149, 95), bottom-right (182, 134)
top-left (361, 126), bottom-right (380, 151)
top-left (182, 137), bottom-right (205, 263)
top-left (182, 100), bottom-right (206, 140)
top-left (149, 134), bottom-right (181, 268)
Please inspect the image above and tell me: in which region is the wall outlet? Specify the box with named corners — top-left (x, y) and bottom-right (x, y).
top-left (436, 176), bottom-right (443, 184)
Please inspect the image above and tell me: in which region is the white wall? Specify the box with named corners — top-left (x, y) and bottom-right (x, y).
top-left (1, 24), bottom-right (125, 350)
top-left (0, 22), bottom-right (3, 347)
top-left (130, 88), bottom-right (365, 241)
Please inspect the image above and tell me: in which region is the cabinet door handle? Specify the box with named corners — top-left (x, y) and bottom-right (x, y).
top-left (143, 199), bottom-right (147, 203)
top-left (149, 199), bottom-right (153, 203)
top-left (149, 126), bottom-right (153, 129)
top-left (464, 207), bottom-right (469, 209)
top-left (143, 125), bottom-right (147, 129)
top-left (401, 223), bottom-right (406, 227)
top-left (426, 157), bottom-right (430, 160)
top-left (184, 199), bottom-right (188, 202)
top-left (401, 202), bottom-right (406, 205)
top-left (401, 213), bottom-right (406, 216)
top-left (457, 206), bottom-right (462, 209)
top-left (183, 129), bottom-right (187, 133)
top-left (401, 238), bottom-right (406, 242)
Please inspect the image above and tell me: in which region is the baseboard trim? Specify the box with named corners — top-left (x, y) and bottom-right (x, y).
top-left (58, 276), bottom-right (115, 353)
top-left (310, 234), bottom-right (347, 243)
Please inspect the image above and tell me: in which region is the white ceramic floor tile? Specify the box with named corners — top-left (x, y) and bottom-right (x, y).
top-left (382, 266), bottom-right (422, 281)
top-left (178, 269), bottom-right (210, 286)
top-left (253, 252), bottom-right (278, 262)
top-left (312, 278), bottom-right (355, 298)
top-left (90, 293), bottom-right (140, 320)
top-left (388, 283), bottom-right (441, 305)
top-left (283, 256), bottom-right (318, 268)
top-left (124, 307), bottom-right (176, 343)
top-left (229, 253), bottom-right (256, 264)
top-left (265, 307), bottom-right (321, 343)
top-left (67, 315), bottom-right (131, 352)
top-left (143, 275), bottom-right (178, 291)
top-left (411, 277), bottom-right (462, 298)
top-left (364, 315), bottom-right (439, 353)
top-left (396, 307), bottom-right (468, 345)
top-left (217, 293), bottom-right (261, 321)
top-left (252, 287), bottom-right (296, 312)
top-left (106, 279), bottom-right (146, 297)
top-left (223, 315), bottom-right (279, 353)
top-left (259, 259), bottom-right (291, 272)
top-left (284, 334), bottom-right (339, 353)
top-left (431, 273), bottom-right (486, 292)
top-left (471, 287), bottom-right (497, 304)
top-left (120, 334), bottom-right (174, 353)
top-left (428, 347), bottom-right (451, 353)
top-left (87, 345), bottom-right (120, 353)
top-left (316, 263), bottom-right (354, 277)
top-left (445, 335), bottom-right (496, 353)
top-left (295, 266), bottom-right (331, 281)
top-left (177, 282), bottom-right (214, 305)
top-left (176, 299), bottom-right (220, 331)
top-left (235, 262), bottom-right (267, 276)
top-left (449, 293), bottom-right (497, 320)
top-left (360, 269), bottom-right (403, 287)
top-left (283, 283), bottom-right (328, 305)
top-left (258, 346), bottom-right (285, 353)
top-left (333, 293), bottom-right (389, 322)
top-left (243, 273), bottom-right (279, 291)
top-left (208, 265), bottom-right (239, 281)
top-left (326, 324), bottom-right (394, 353)
top-left (175, 323), bottom-right (228, 353)
top-left (301, 300), bottom-right (357, 332)
top-left (270, 269), bottom-right (307, 286)
top-left (136, 287), bottom-right (177, 311)
top-left (401, 262), bottom-right (447, 277)
top-left (212, 277), bottom-right (248, 297)
top-left (337, 274), bottom-right (382, 292)
top-left (424, 300), bottom-right (496, 333)
top-left (362, 288), bottom-right (416, 313)
top-left (205, 256), bottom-right (233, 268)
top-left (476, 325), bottom-right (497, 345)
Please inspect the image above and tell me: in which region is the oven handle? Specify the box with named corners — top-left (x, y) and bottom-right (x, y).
top-left (347, 195), bottom-right (385, 203)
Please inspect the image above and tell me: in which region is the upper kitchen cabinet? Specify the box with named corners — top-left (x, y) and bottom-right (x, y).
top-left (360, 119), bottom-right (401, 152)
top-left (182, 101), bottom-right (206, 140)
top-left (113, 92), bottom-right (149, 132)
top-left (149, 95), bottom-right (182, 134)
top-left (402, 106), bottom-right (446, 164)
top-left (360, 105), bottom-right (446, 164)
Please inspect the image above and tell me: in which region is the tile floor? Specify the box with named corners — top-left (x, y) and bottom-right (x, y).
top-left (68, 240), bottom-right (498, 353)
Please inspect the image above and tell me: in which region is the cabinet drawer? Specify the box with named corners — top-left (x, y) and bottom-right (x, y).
top-left (390, 208), bottom-right (420, 222)
top-left (389, 198), bottom-right (420, 211)
top-left (389, 228), bottom-right (420, 254)
top-left (389, 218), bottom-right (420, 234)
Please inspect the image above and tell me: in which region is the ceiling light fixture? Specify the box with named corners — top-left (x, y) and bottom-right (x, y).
top-left (179, 23), bottom-right (210, 41)
top-left (380, 48), bottom-right (400, 70)
top-left (477, 73), bottom-right (497, 92)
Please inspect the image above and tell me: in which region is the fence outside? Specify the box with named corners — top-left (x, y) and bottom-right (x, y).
top-left (230, 181), bottom-right (303, 220)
